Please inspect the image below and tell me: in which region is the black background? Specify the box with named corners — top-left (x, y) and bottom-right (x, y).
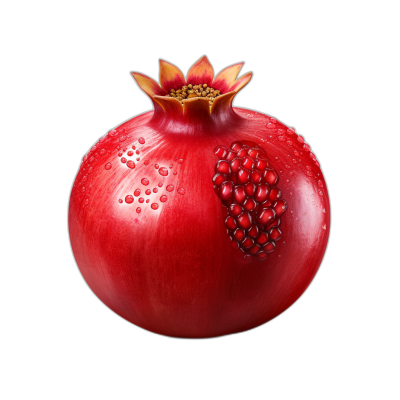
top-left (53, 32), bottom-right (355, 367)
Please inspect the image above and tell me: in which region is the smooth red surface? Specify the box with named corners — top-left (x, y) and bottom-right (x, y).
top-left (69, 102), bottom-right (330, 338)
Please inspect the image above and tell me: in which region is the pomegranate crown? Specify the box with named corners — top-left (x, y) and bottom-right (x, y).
top-left (131, 56), bottom-right (252, 115)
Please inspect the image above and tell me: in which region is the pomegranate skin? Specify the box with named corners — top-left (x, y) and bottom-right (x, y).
top-left (69, 107), bottom-right (330, 338)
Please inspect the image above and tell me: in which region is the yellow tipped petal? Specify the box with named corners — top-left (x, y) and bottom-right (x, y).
top-left (229, 72), bottom-right (253, 92)
top-left (159, 60), bottom-right (186, 92)
top-left (131, 72), bottom-right (167, 98)
top-left (213, 63), bottom-right (244, 93)
top-left (186, 56), bottom-right (214, 86)
top-left (153, 96), bottom-right (183, 116)
top-left (210, 91), bottom-right (236, 114)
top-left (183, 97), bottom-right (210, 118)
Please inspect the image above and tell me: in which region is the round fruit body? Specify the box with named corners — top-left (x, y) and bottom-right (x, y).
top-left (68, 107), bottom-right (330, 338)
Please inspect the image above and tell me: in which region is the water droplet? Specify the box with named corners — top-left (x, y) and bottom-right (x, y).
top-left (177, 187), bottom-right (185, 195)
top-left (297, 136), bottom-right (305, 143)
top-left (287, 140), bottom-right (293, 146)
top-left (146, 199), bottom-right (150, 203)
top-left (84, 199), bottom-right (89, 206)
top-left (145, 189), bottom-right (151, 195)
top-left (118, 199), bottom-right (123, 203)
top-left (136, 157), bottom-right (140, 161)
top-left (134, 189), bottom-right (141, 196)
top-left (151, 203), bottom-right (159, 210)
top-left (158, 167), bottom-right (168, 176)
top-left (138, 137), bottom-right (145, 144)
top-left (132, 145), bottom-right (136, 150)
top-left (136, 150), bottom-right (140, 155)
top-left (322, 208), bottom-right (326, 213)
top-left (127, 160), bottom-right (135, 169)
top-left (178, 159), bottom-right (184, 164)
top-left (322, 224), bottom-right (326, 230)
top-left (318, 180), bottom-right (323, 188)
top-left (153, 188), bottom-right (158, 193)
top-left (169, 164), bottom-right (173, 168)
top-left (118, 152), bottom-right (123, 157)
top-left (294, 150), bottom-right (299, 157)
top-left (82, 175), bottom-right (88, 182)
top-left (173, 171), bottom-right (177, 175)
top-left (158, 182), bottom-right (163, 187)
top-left (127, 150), bottom-right (134, 156)
top-left (81, 187), bottom-right (86, 192)
top-left (155, 164), bottom-right (159, 169)
top-left (278, 136), bottom-right (286, 142)
top-left (89, 156), bottom-right (95, 163)
top-left (144, 159), bottom-right (150, 165)
top-left (318, 190), bottom-right (324, 196)
top-left (88, 167), bottom-right (93, 174)
top-left (141, 178), bottom-right (149, 186)
top-left (108, 129), bottom-right (118, 137)
top-left (287, 127), bottom-right (295, 135)
top-left (306, 165), bottom-right (311, 171)
top-left (166, 184), bottom-right (174, 192)
top-left (125, 195), bottom-right (134, 204)
top-left (136, 207), bottom-right (141, 213)
top-left (100, 149), bottom-right (106, 155)
top-left (307, 171), bottom-right (313, 176)
top-left (303, 144), bottom-right (311, 152)
top-left (120, 157), bottom-right (127, 163)
top-left (289, 171), bottom-right (295, 176)
top-left (160, 195), bottom-right (167, 203)
top-left (139, 197), bottom-right (144, 203)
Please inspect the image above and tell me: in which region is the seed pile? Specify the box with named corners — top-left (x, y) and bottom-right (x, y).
top-left (213, 140), bottom-right (287, 261)
top-left (168, 84), bottom-right (222, 106)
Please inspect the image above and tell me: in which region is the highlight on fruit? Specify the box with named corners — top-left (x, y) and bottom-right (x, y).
top-left (68, 56), bottom-right (330, 338)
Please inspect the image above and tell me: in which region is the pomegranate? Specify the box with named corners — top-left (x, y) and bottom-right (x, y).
top-left (68, 56), bottom-right (330, 338)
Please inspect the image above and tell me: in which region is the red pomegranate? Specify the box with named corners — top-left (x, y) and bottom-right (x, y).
top-left (68, 56), bottom-right (330, 338)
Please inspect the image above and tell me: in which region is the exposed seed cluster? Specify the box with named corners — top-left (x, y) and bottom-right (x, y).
top-left (168, 84), bottom-right (222, 106)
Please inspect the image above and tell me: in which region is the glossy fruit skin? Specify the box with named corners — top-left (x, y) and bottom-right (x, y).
top-left (69, 107), bottom-right (330, 338)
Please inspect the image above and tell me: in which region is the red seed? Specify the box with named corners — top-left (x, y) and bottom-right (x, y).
top-left (237, 212), bottom-right (252, 229)
top-left (269, 188), bottom-right (282, 202)
top-left (219, 181), bottom-right (233, 200)
top-left (248, 244), bottom-right (261, 255)
top-left (244, 182), bottom-right (256, 197)
top-left (263, 168), bottom-right (279, 186)
top-left (233, 228), bottom-right (245, 241)
top-left (230, 158), bottom-right (241, 173)
top-left (233, 186), bottom-right (246, 204)
top-left (237, 167), bottom-right (251, 184)
top-left (230, 141), bottom-right (243, 151)
top-left (247, 225), bottom-right (259, 238)
top-left (257, 251), bottom-right (268, 260)
top-left (226, 150), bottom-right (238, 161)
top-left (273, 199), bottom-right (287, 217)
top-left (256, 207), bottom-right (276, 225)
top-left (241, 237), bottom-right (254, 249)
top-left (264, 241), bottom-right (276, 253)
top-left (214, 145), bottom-right (228, 159)
top-left (254, 183), bottom-right (271, 203)
top-left (269, 227), bottom-right (282, 241)
top-left (251, 170), bottom-right (262, 184)
top-left (215, 160), bottom-right (231, 174)
top-left (248, 149), bottom-right (260, 158)
top-left (229, 204), bottom-right (243, 217)
top-left (237, 148), bottom-right (249, 158)
top-left (212, 173), bottom-right (228, 186)
top-left (243, 197), bottom-right (257, 212)
top-left (225, 216), bottom-right (237, 230)
top-left (265, 218), bottom-right (280, 230)
top-left (256, 232), bottom-right (269, 245)
top-left (242, 156), bottom-right (255, 170)
top-left (256, 159), bottom-right (268, 170)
